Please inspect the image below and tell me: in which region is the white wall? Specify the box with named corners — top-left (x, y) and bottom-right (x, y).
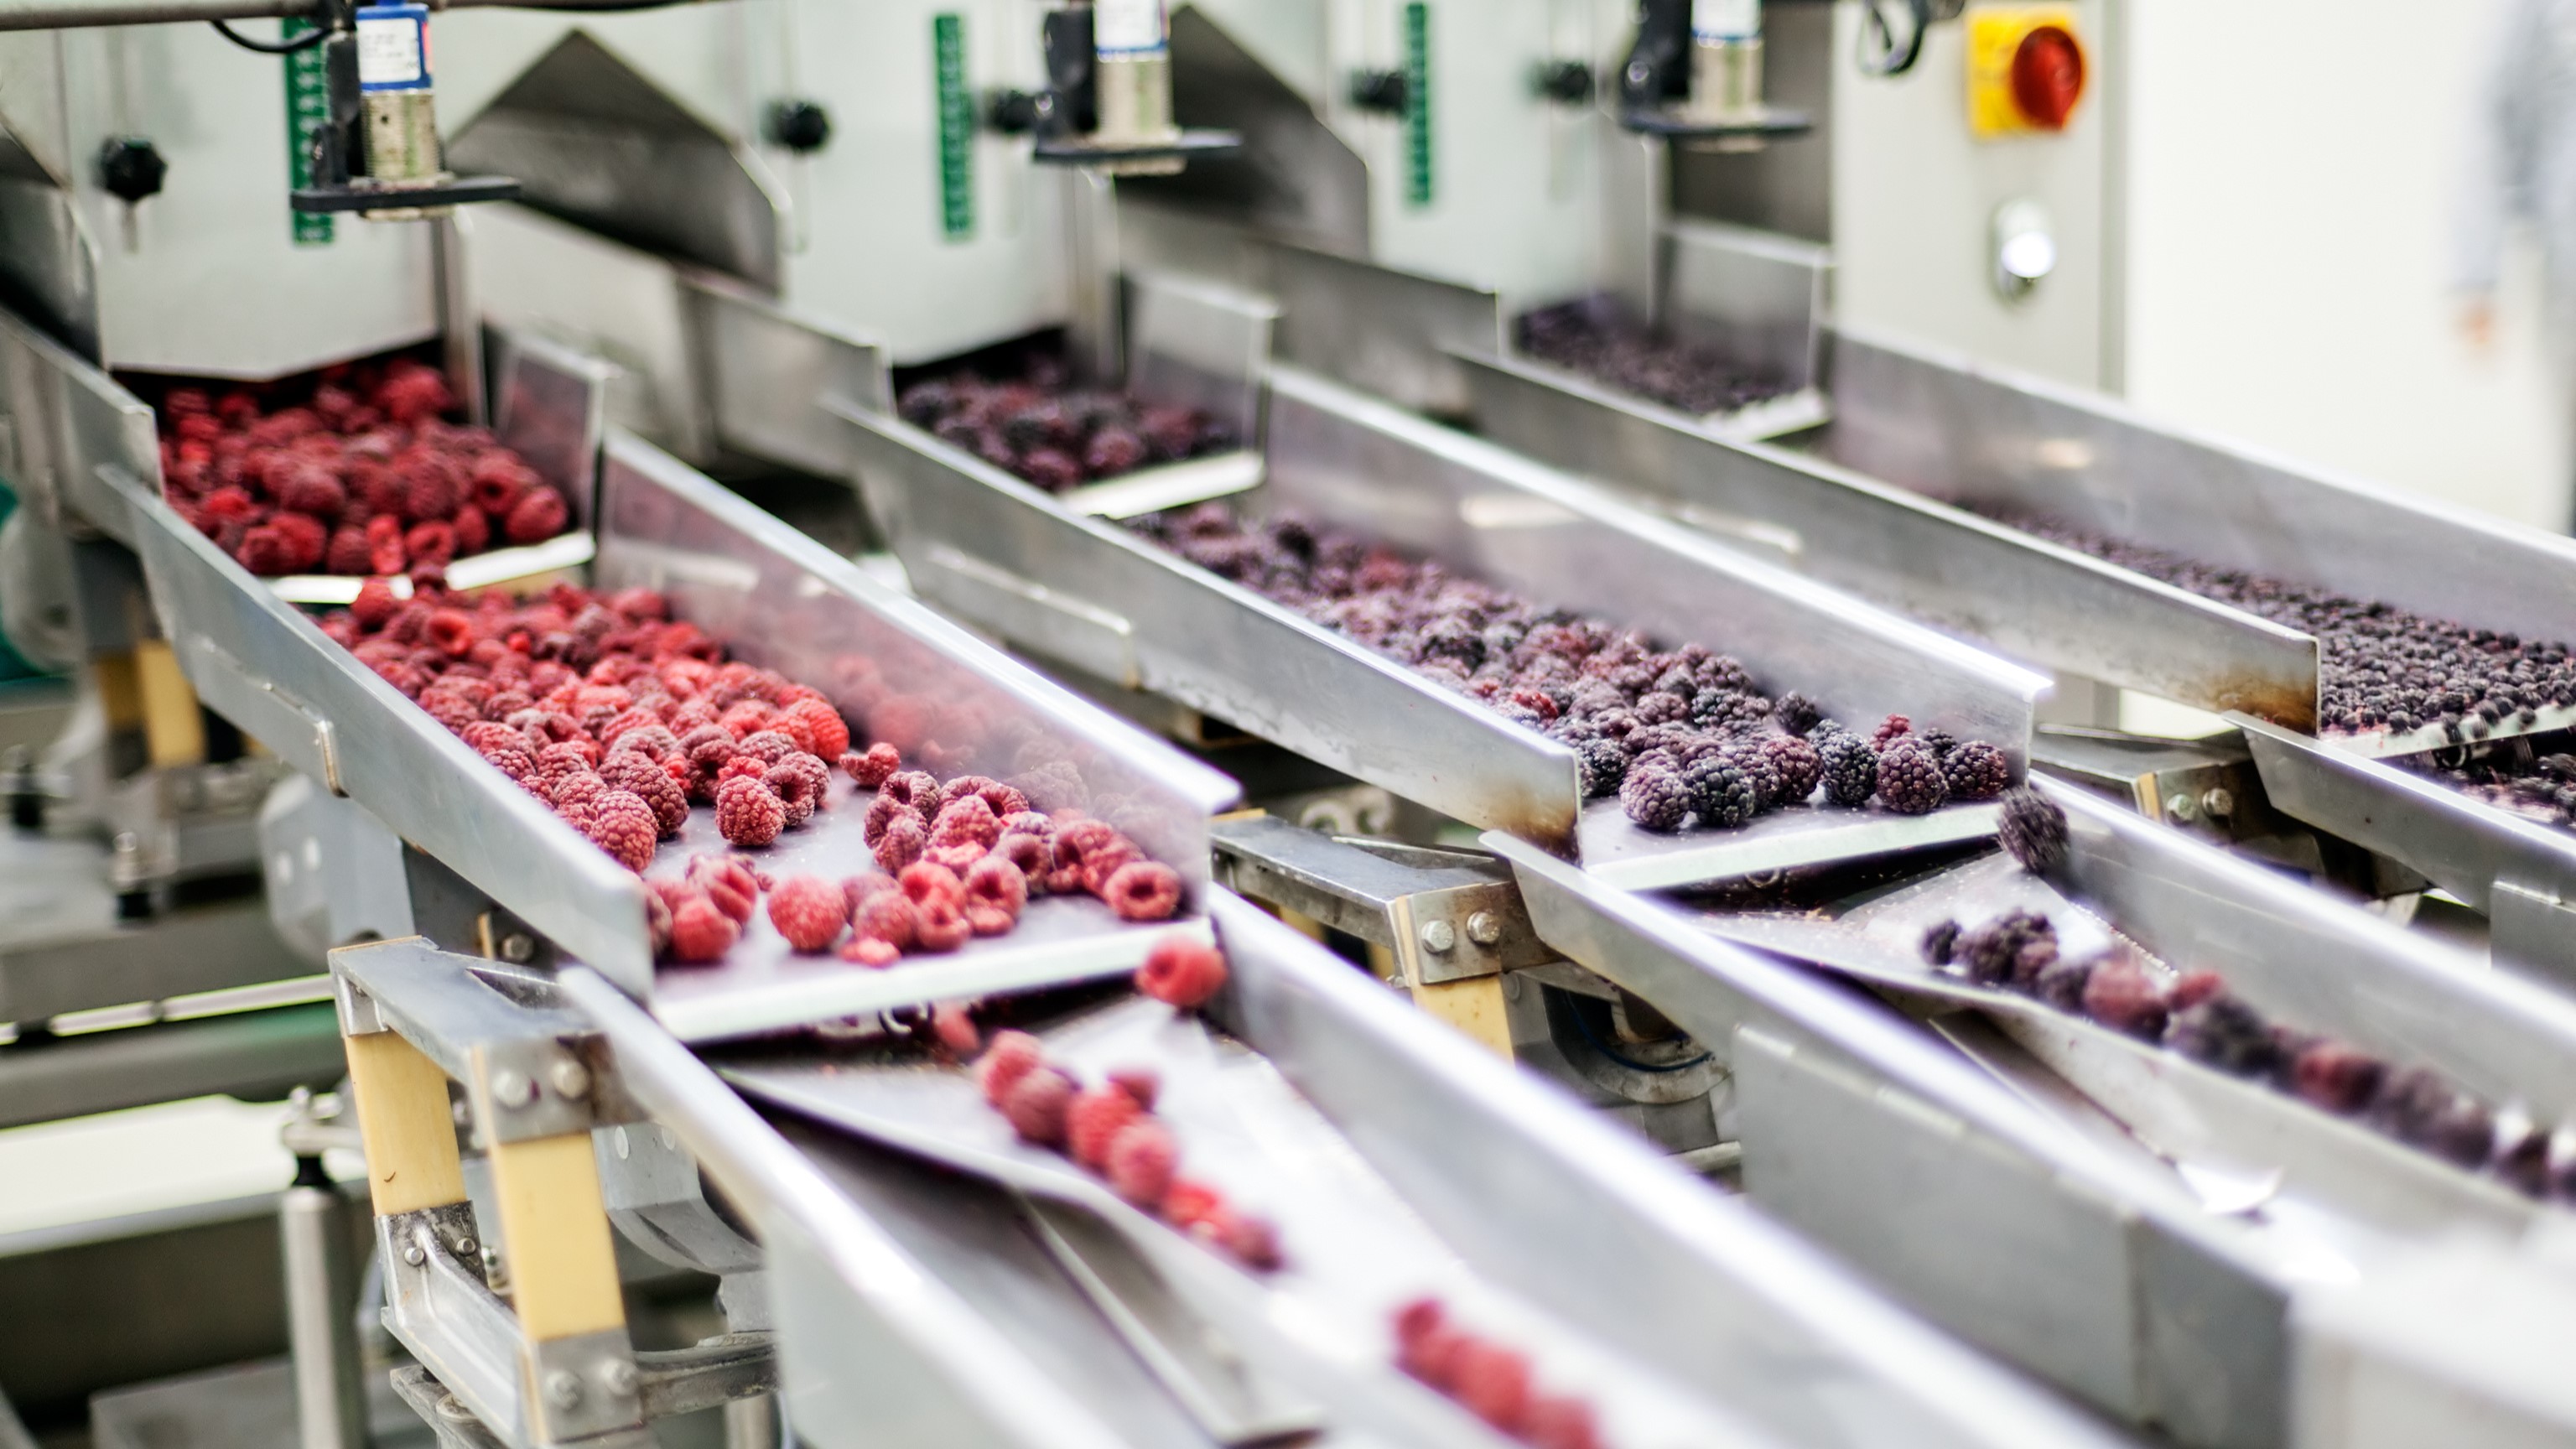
top-left (2122, 0), bottom-right (2570, 533)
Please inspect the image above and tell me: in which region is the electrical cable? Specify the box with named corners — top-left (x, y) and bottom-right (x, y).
top-left (1567, 995), bottom-right (1713, 1076)
top-left (208, 15), bottom-right (325, 51)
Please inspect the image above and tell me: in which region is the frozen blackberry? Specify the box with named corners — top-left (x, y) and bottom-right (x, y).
top-left (1576, 737), bottom-right (1628, 799)
top-left (1682, 754), bottom-right (1759, 828)
top-left (2165, 995), bottom-right (2285, 1079)
top-left (1618, 759), bottom-right (1695, 833)
top-left (2289, 1041), bottom-right (2386, 1115)
top-left (1772, 692), bottom-right (1822, 737)
top-left (1920, 919), bottom-right (1961, 966)
top-left (1919, 729), bottom-right (1959, 760)
top-left (2032, 953), bottom-right (2096, 1013)
top-left (2369, 1067), bottom-right (2496, 1168)
top-left (1869, 714), bottom-right (1914, 750)
top-left (1722, 740), bottom-right (1783, 809)
top-left (1955, 909), bottom-right (2054, 988)
top-left (2081, 958), bottom-right (2169, 1041)
top-left (1942, 740), bottom-right (2012, 801)
top-left (1763, 734), bottom-right (1823, 805)
top-left (1997, 788), bottom-right (2070, 875)
top-left (1815, 729), bottom-right (1878, 808)
top-left (1874, 739), bottom-right (1950, 815)
top-left (1690, 689), bottom-right (1774, 734)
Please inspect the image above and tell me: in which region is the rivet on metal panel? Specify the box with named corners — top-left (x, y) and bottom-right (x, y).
top-left (2201, 787), bottom-right (2234, 818)
top-left (2163, 793), bottom-right (2199, 824)
top-left (402, 1244), bottom-right (427, 1267)
top-left (544, 1370), bottom-right (584, 1410)
top-left (500, 932), bottom-right (537, 963)
top-left (600, 1358), bottom-right (638, 1398)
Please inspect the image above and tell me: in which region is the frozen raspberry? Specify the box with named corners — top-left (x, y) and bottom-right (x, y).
top-left (733, 729), bottom-right (799, 766)
top-left (925, 840), bottom-right (987, 873)
top-left (598, 753), bottom-right (687, 836)
top-left (931, 795), bottom-right (1001, 851)
top-left (1084, 427), bottom-right (1148, 478)
top-left (1003, 1067), bottom-right (1078, 1146)
top-left (841, 742), bottom-right (901, 787)
top-left (879, 770), bottom-right (941, 812)
top-left (995, 830), bottom-right (1053, 886)
top-left (1103, 860), bottom-right (1182, 921)
top-left (1066, 1085), bottom-right (1142, 1169)
top-left (977, 1031), bottom-right (1046, 1107)
top-left (962, 856), bottom-right (1028, 934)
top-left (504, 487), bottom-right (569, 545)
top-left (849, 889), bottom-right (919, 954)
top-left (1524, 1396), bottom-right (1604, 1449)
top-left (1870, 714), bottom-right (1914, 750)
top-left (405, 520), bottom-right (458, 569)
top-left (873, 813), bottom-right (927, 873)
top-left (585, 790), bottom-right (658, 873)
top-left (450, 505), bottom-right (490, 556)
top-left (2370, 1067), bottom-right (2495, 1167)
top-left (766, 875), bottom-right (849, 953)
top-left (2082, 959), bottom-right (2169, 1041)
top-left (1161, 1178), bottom-right (1228, 1234)
top-left (686, 854), bottom-right (764, 923)
top-left (667, 894), bottom-right (740, 964)
top-left (1944, 740), bottom-right (2012, 800)
top-left (401, 466), bottom-right (458, 524)
top-left (275, 464), bottom-right (345, 518)
top-left (1998, 787), bottom-right (2070, 875)
top-left (715, 775), bottom-right (785, 847)
top-left (932, 1000), bottom-right (981, 1057)
top-left (1816, 729), bottom-right (1877, 808)
top-left (1875, 739), bottom-right (1950, 815)
top-left (1107, 1067), bottom-right (1159, 1110)
top-left (900, 860), bottom-right (965, 909)
top-left (862, 792), bottom-right (923, 848)
top-left (2168, 969), bottom-right (2229, 1011)
top-left (1217, 1213), bottom-right (1282, 1271)
top-left (2292, 1041), bottom-right (2386, 1114)
top-left (914, 895), bottom-right (972, 953)
top-left (1681, 755), bottom-right (1758, 828)
top-left (766, 753), bottom-right (830, 828)
top-left (839, 935), bottom-right (901, 967)
top-left (1618, 757), bottom-right (1693, 831)
top-left (1398, 1321), bottom-right (1467, 1391)
top-left (1137, 936), bottom-right (1227, 1008)
top-left (781, 698), bottom-right (850, 761)
top-left (1104, 1119), bottom-right (1177, 1208)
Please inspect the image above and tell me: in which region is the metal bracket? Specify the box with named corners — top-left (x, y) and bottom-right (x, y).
top-left (1210, 816), bottom-right (1551, 985)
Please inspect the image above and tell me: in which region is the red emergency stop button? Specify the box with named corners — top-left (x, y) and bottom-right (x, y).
top-left (2010, 25), bottom-right (2085, 131)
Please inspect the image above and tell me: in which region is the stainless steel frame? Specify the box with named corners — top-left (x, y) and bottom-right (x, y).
top-left (848, 360), bottom-right (2044, 884)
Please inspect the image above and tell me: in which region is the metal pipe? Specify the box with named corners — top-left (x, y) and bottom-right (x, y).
top-left (0, 0), bottom-right (693, 31)
top-left (280, 1159), bottom-right (370, 1449)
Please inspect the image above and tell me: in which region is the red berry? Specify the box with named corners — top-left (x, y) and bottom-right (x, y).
top-left (839, 935), bottom-right (901, 968)
top-left (1104, 1119), bottom-right (1177, 1208)
top-left (1066, 1085), bottom-right (1142, 1170)
top-left (900, 860), bottom-right (966, 910)
top-left (978, 1030), bottom-right (1046, 1107)
top-left (913, 896), bottom-right (972, 953)
top-left (2293, 1040), bottom-right (2387, 1115)
top-left (1161, 1178), bottom-right (1226, 1232)
top-left (1393, 1298), bottom-right (1446, 1350)
top-left (851, 891), bottom-right (919, 954)
top-left (1104, 860), bottom-right (1183, 922)
top-left (1218, 1213), bottom-right (1282, 1270)
top-left (873, 812), bottom-right (927, 873)
top-left (1452, 1340), bottom-right (1533, 1434)
top-left (2168, 969), bottom-right (2228, 1011)
top-left (584, 790), bottom-right (659, 873)
top-left (505, 487), bottom-right (569, 544)
top-left (932, 795), bottom-right (1001, 850)
top-left (1137, 936), bottom-right (1227, 1009)
top-left (2082, 959), bottom-right (2169, 1041)
top-left (1107, 1067), bottom-right (1159, 1111)
top-left (1524, 1395), bottom-right (1603, 1449)
top-left (931, 1000), bottom-right (981, 1057)
top-left (1003, 1067), bottom-right (1078, 1146)
top-left (667, 894), bottom-right (740, 963)
top-left (685, 854), bottom-right (764, 923)
top-left (599, 752), bottom-right (687, 836)
top-left (782, 698), bottom-right (851, 760)
top-left (715, 775), bottom-right (786, 847)
top-left (842, 742), bottom-right (901, 787)
top-left (961, 856), bottom-right (1028, 934)
top-left (767, 875), bottom-right (849, 953)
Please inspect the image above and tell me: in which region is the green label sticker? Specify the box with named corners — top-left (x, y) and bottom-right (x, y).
top-left (1404, 3), bottom-right (1432, 207)
top-left (933, 13), bottom-right (974, 239)
top-left (283, 18), bottom-right (333, 246)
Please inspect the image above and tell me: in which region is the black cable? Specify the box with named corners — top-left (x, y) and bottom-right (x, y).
top-left (1856, 0), bottom-right (1930, 79)
top-left (1568, 996), bottom-right (1712, 1076)
top-left (209, 16), bottom-right (327, 53)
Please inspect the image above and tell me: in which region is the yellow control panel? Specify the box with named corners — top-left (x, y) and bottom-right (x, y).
top-left (1968, 3), bottom-right (2087, 138)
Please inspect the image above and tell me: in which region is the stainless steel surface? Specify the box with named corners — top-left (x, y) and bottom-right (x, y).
top-left (1063, 171), bottom-right (1124, 387)
top-left (1125, 268), bottom-right (1275, 449)
top-left (1268, 242), bottom-right (1503, 417)
top-left (488, 331), bottom-right (608, 533)
top-left (596, 1122), bottom-right (761, 1277)
top-left (555, 967), bottom-right (1141, 1449)
top-left (0, 831), bottom-right (305, 1021)
top-left (281, 1182), bottom-right (367, 1449)
top-left (0, 1000), bottom-right (345, 1128)
top-left (1457, 345), bottom-right (2324, 726)
top-left (1489, 831), bottom-right (2292, 1448)
top-left (852, 361), bottom-right (2040, 880)
top-left (1659, 220), bottom-right (1829, 397)
top-left (0, 301), bottom-right (156, 542)
top-left (689, 278), bottom-right (889, 480)
top-left (1208, 813), bottom-right (1546, 984)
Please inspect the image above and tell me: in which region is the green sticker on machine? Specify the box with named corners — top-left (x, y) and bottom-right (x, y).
top-left (282, 18), bottom-right (332, 246)
top-left (933, 13), bottom-right (974, 239)
top-left (1404, 3), bottom-right (1432, 207)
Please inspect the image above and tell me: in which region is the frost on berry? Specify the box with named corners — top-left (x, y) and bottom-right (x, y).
top-left (976, 1031), bottom-right (1046, 1107)
top-left (1066, 1085), bottom-right (1141, 1170)
top-left (766, 875), bottom-right (850, 954)
top-left (1136, 936), bottom-right (1227, 1009)
top-left (1103, 860), bottom-right (1183, 922)
top-left (715, 775), bottom-right (786, 847)
top-left (1002, 1067), bottom-right (1078, 1146)
top-left (1104, 1119), bottom-right (1177, 1208)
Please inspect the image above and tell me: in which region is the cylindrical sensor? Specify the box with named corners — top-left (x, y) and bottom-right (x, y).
top-left (1689, 0), bottom-right (1764, 122)
top-left (355, 3), bottom-right (444, 186)
top-left (1093, 0), bottom-right (1177, 143)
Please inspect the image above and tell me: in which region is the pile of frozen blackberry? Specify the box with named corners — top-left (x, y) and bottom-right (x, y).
top-left (1985, 508), bottom-right (2576, 742)
top-left (1922, 906), bottom-right (2568, 1200)
top-left (2405, 745), bottom-right (2576, 830)
top-left (1514, 297), bottom-right (1789, 418)
top-left (896, 353), bottom-right (1236, 493)
top-left (1133, 503), bottom-right (2016, 832)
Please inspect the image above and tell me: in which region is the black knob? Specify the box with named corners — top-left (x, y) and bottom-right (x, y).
top-left (1534, 59), bottom-right (1595, 105)
top-left (1349, 68), bottom-right (1409, 116)
top-left (986, 88), bottom-right (1050, 135)
top-left (765, 99), bottom-right (833, 154)
top-left (96, 136), bottom-right (167, 205)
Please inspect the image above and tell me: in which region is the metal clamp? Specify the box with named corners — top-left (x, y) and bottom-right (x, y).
top-left (1210, 815), bottom-right (1551, 985)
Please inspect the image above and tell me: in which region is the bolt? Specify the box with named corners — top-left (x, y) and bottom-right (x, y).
top-left (1466, 911), bottom-right (1503, 947)
top-left (1418, 918), bottom-right (1456, 954)
top-left (402, 1243), bottom-right (427, 1267)
top-left (600, 1359), bottom-right (638, 1398)
top-left (544, 1370), bottom-right (584, 1410)
top-left (2201, 787), bottom-right (2235, 818)
top-left (490, 1069), bottom-right (537, 1109)
top-left (452, 1236), bottom-right (476, 1257)
top-left (2164, 793), bottom-right (2200, 824)
top-left (499, 932), bottom-right (536, 963)
top-left (549, 1057), bottom-right (591, 1100)
top-left (435, 1395), bottom-right (476, 1423)
top-left (480, 1244), bottom-right (502, 1275)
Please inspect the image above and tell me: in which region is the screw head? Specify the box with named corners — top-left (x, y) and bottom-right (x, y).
top-left (1466, 911), bottom-right (1503, 947)
top-left (490, 1069), bottom-right (537, 1109)
top-left (96, 136), bottom-right (167, 204)
top-left (2201, 787), bottom-right (2235, 818)
top-left (600, 1359), bottom-right (638, 1398)
top-left (544, 1370), bottom-right (584, 1410)
top-left (452, 1236), bottom-right (476, 1256)
top-left (499, 932), bottom-right (536, 963)
top-left (1418, 918), bottom-right (1457, 953)
top-left (765, 98), bottom-right (833, 153)
top-left (548, 1057), bottom-right (591, 1100)
top-left (402, 1244), bottom-right (427, 1267)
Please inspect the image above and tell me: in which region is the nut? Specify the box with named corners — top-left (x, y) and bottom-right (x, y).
top-left (1418, 918), bottom-right (1456, 954)
top-left (2163, 792), bottom-right (2200, 823)
top-left (2201, 786), bottom-right (2235, 818)
top-left (499, 932), bottom-right (536, 963)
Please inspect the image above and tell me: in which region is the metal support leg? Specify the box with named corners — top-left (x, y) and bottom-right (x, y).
top-left (283, 1156), bottom-right (369, 1449)
top-left (1062, 169), bottom-right (1124, 387)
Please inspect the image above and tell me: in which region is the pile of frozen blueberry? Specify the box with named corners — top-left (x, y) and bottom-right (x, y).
top-left (1515, 297), bottom-right (1790, 418)
top-left (896, 351), bottom-right (1236, 493)
top-left (1133, 503), bottom-right (2016, 833)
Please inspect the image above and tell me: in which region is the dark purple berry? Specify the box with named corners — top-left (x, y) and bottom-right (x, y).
top-left (1875, 739), bottom-right (1950, 815)
top-left (1682, 755), bottom-right (1759, 828)
top-left (1619, 761), bottom-right (1693, 832)
top-left (1942, 740), bottom-right (2012, 801)
top-left (1997, 788), bottom-right (2069, 875)
top-left (1815, 730), bottom-right (1877, 808)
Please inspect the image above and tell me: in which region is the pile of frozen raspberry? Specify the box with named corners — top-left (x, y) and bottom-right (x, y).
top-left (973, 1003), bottom-right (1282, 1272)
top-left (154, 359), bottom-right (574, 582)
top-left (1515, 297), bottom-right (1788, 418)
top-left (317, 580), bottom-right (1182, 965)
top-left (1394, 1297), bottom-right (1607, 1449)
top-left (2409, 744), bottom-right (2576, 832)
top-left (1981, 507), bottom-right (2576, 743)
top-left (1131, 504), bottom-right (2014, 832)
top-left (896, 353), bottom-right (1236, 493)
top-left (1921, 909), bottom-right (2567, 1199)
